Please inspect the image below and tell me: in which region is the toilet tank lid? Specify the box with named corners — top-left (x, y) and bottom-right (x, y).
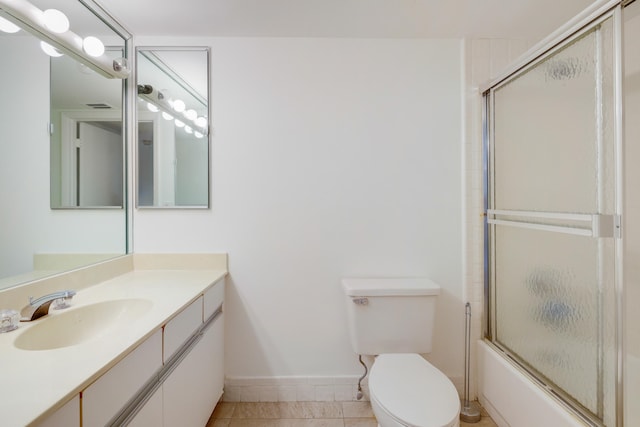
top-left (341, 278), bottom-right (441, 297)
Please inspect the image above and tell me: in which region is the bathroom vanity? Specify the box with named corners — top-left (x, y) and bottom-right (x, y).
top-left (0, 254), bottom-right (227, 427)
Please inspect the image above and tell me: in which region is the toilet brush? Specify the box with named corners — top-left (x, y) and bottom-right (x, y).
top-left (460, 302), bottom-right (481, 423)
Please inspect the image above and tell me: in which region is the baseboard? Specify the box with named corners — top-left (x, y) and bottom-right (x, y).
top-left (222, 376), bottom-right (368, 402)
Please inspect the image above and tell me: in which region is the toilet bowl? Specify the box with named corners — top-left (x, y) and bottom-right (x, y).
top-left (368, 353), bottom-right (460, 427)
top-left (341, 278), bottom-right (461, 427)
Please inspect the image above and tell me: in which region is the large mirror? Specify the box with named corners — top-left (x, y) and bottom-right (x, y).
top-left (136, 47), bottom-right (210, 208)
top-left (0, 0), bottom-right (130, 290)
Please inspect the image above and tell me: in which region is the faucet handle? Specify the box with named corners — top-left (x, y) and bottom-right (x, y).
top-left (52, 297), bottom-right (71, 310)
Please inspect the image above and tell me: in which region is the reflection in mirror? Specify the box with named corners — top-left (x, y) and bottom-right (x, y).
top-left (136, 47), bottom-right (210, 208)
top-left (50, 49), bottom-right (124, 208)
top-left (0, 0), bottom-right (130, 291)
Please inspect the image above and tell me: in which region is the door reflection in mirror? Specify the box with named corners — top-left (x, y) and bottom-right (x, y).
top-left (50, 50), bottom-right (125, 208)
top-left (136, 47), bottom-right (210, 208)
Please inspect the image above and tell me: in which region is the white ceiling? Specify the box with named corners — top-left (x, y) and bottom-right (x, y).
top-left (98, 0), bottom-right (595, 40)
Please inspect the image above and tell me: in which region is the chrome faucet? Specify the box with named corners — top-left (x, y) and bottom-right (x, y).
top-left (20, 290), bottom-right (76, 322)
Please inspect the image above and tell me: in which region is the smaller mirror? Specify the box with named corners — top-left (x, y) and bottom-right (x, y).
top-left (136, 47), bottom-right (210, 208)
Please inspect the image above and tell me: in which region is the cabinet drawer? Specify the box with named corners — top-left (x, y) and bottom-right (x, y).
top-left (164, 296), bottom-right (203, 362)
top-left (204, 278), bottom-right (225, 320)
top-left (82, 330), bottom-right (162, 427)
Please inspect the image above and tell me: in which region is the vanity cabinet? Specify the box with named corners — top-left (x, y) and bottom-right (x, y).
top-left (164, 306), bottom-right (224, 426)
top-left (127, 387), bottom-right (163, 427)
top-left (37, 396), bottom-right (79, 427)
top-left (80, 279), bottom-right (224, 427)
top-left (82, 330), bottom-right (163, 426)
top-left (164, 296), bottom-right (203, 361)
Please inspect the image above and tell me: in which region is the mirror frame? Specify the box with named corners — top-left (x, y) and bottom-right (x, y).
top-left (134, 46), bottom-right (211, 210)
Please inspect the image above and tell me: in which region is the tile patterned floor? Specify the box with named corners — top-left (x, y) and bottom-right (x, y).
top-left (206, 401), bottom-right (498, 427)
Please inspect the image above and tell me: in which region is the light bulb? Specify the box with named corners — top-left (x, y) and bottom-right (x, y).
top-left (43, 9), bottom-right (69, 34)
top-left (175, 119), bottom-right (185, 128)
top-left (172, 99), bottom-right (185, 113)
top-left (40, 41), bottom-right (63, 57)
top-left (184, 109), bottom-right (197, 121)
top-left (194, 131), bottom-right (204, 139)
top-left (162, 112), bottom-right (173, 121)
top-left (195, 116), bottom-right (207, 128)
top-left (0, 16), bottom-right (20, 33)
top-left (83, 36), bottom-right (105, 57)
top-left (147, 102), bottom-right (159, 113)
top-left (185, 126), bottom-right (193, 134)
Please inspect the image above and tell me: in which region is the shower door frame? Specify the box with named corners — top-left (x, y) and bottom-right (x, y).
top-left (482, 0), bottom-right (626, 425)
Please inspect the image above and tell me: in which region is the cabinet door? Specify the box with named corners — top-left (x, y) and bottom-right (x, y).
top-left (163, 314), bottom-right (224, 427)
top-left (36, 395), bottom-right (79, 427)
top-left (82, 330), bottom-right (162, 426)
top-left (127, 387), bottom-right (163, 427)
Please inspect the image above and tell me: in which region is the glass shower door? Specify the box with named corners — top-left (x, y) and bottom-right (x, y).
top-left (486, 15), bottom-right (617, 425)
top-left (624, 2), bottom-right (640, 426)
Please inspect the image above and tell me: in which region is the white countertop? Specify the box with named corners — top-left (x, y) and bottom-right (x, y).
top-left (0, 266), bottom-right (226, 427)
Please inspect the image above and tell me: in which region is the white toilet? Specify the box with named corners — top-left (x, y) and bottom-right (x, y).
top-left (342, 278), bottom-right (460, 427)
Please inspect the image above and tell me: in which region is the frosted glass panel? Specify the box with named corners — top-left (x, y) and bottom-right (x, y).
top-left (494, 226), bottom-right (606, 412)
top-left (488, 15), bottom-right (617, 425)
top-left (493, 19), bottom-right (615, 214)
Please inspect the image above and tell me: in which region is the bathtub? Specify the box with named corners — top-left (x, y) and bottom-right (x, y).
top-left (477, 340), bottom-right (588, 427)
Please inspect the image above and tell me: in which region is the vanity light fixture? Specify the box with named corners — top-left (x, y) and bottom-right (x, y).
top-left (83, 36), bottom-right (105, 57)
top-left (172, 99), bottom-right (186, 113)
top-left (42, 9), bottom-right (69, 34)
top-left (137, 84), bottom-right (209, 136)
top-left (40, 41), bottom-right (63, 57)
top-left (194, 116), bottom-right (207, 128)
top-left (0, 15), bottom-right (19, 33)
top-left (0, 0), bottom-right (129, 79)
top-left (184, 109), bottom-right (197, 121)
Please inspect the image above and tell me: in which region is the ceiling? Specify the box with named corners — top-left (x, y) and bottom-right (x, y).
top-left (98, 0), bottom-right (595, 40)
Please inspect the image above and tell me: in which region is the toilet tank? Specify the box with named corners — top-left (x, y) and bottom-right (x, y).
top-left (342, 278), bottom-right (440, 355)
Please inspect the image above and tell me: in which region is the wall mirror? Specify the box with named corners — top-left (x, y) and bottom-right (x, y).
top-left (136, 47), bottom-right (210, 208)
top-left (0, 0), bottom-right (130, 291)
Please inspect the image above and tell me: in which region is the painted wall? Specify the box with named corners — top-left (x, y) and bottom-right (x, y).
top-left (133, 37), bottom-right (465, 385)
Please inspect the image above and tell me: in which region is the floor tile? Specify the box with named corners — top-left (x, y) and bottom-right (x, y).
top-left (342, 402), bottom-right (374, 418)
top-left (211, 402), bottom-right (236, 419)
top-left (233, 402), bottom-right (281, 419)
top-left (278, 402), bottom-right (343, 419)
top-left (209, 399), bottom-right (497, 427)
top-left (344, 418), bottom-right (378, 427)
top-left (460, 415), bottom-right (498, 427)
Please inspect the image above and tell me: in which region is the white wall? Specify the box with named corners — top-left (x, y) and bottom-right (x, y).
top-left (133, 37), bottom-right (465, 383)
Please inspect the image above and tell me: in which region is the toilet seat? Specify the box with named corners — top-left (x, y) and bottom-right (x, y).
top-left (369, 353), bottom-right (460, 427)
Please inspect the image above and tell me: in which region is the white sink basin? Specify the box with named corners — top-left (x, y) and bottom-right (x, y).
top-left (14, 299), bottom-right (153, 351)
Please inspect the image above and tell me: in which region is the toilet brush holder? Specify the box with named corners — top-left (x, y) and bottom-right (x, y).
top-left (460, 302), bottom-right (481, 423)
top-left (460, 400), bottom-right (481, 423)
